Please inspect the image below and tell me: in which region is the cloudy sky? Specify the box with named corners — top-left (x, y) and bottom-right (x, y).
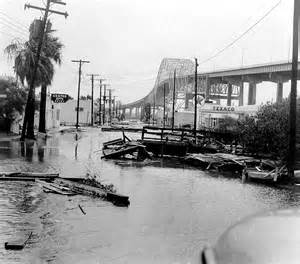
top-left (0, 0), bottom-right (295, 104)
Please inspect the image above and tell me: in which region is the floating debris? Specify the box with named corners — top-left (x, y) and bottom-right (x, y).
top-left (5, 232), bottom-right (32, 250)
top-left (78, 204), bottom-right (86, 215)
top-left (101, 132), bottom-right (151, 161)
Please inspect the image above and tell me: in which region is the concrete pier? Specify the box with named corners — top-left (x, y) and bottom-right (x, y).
top-left (276, 82), bottom-right (283, 103)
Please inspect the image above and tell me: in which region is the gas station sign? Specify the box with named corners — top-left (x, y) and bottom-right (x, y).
top-left (51, 93), bottom-right (70, 103)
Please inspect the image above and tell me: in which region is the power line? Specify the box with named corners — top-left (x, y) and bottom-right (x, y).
top-left (198, 0), bottom-right (282, 66)
top-left (0, 15), bottom-right (28, 33)
top-left (0, 19), bottom-right (28, 38)
top-left (0, 11), bottom-right (29, 31)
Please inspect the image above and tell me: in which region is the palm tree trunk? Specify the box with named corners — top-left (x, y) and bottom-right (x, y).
top-left (39, 84), bottom-right (47, 133)
top-left (21, 85), bottom-right (36, 140)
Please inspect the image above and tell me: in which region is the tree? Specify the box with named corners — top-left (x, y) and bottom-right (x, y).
top-left (0, 78), bottom-right (27, 132)
top-left (218, 116), bottom-right (239, 131)
top-left (238, 99), bottom-right (289, 160)
top-left (5, 20), bottom-right (63, 138)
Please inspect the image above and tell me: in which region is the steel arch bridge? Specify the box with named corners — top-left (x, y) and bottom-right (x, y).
top-left (121, 58), bottom-right (300, 119)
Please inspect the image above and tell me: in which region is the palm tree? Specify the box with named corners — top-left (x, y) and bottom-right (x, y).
top-left (5, 21), bottom-right (63, 138)
top-left (38, 34), bottom-right (62, 133)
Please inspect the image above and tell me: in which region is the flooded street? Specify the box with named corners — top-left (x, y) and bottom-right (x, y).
top-left (0, 128), bottom-right (299, 264)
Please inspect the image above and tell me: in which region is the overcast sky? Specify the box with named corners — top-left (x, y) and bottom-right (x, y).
top-left (0, 0), bottom-right (295, 104)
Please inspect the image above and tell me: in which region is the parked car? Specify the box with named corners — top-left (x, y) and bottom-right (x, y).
top-left (200, 208), bottom-right (300, 264)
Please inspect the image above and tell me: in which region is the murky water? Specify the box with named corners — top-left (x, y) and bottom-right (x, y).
top-left (0, 128), bottom-right (299, 264)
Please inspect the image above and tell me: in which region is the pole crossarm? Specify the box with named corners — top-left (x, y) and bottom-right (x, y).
top-left (25, 4), bottom-right (69, 18)
top-left (51, 0), bottom-right (67, 5)
top-left (71, 60), bottom-right (90, 63)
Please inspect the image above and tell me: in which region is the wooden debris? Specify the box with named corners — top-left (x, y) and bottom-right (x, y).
top-left (5, 232), bottom-right (32, 250)
top-left (53, 178), bottom-right (130, 206)
top-left (0, 172), bottom-right (59, 181)
top-left (36, 179), bottom-right (76, 196)
top-left (78, 204), bottom-right (86, 215)
top-left (40, 212), bottom-right (50, 219)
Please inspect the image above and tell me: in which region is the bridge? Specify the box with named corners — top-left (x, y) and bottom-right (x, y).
top-left (120, 58), bottom-right (298, 120)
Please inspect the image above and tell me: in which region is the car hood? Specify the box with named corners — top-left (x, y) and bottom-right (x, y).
top-left (213, 208), bottom-right (300, 264)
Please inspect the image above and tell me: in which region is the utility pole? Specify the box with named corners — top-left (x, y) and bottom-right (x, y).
top-left (172, 69), bottom-right (176, 131)
top-left (153, 92), bottom-right (156, 126)
top-left (288, 0), bottom-right (300, 178)
top-left (163, 83), bottom-right (166, 128)
top-left (113, 96), bottom-right (117, 118)
top-left (96, 78), bottom-right (105, 125)
top-left (87, 74), bottom-right (99, 126)
top-left (102, 84), bottom-right (110, 125)
top-left (107, 88), bottom-right (113, 125)
top-left (194, 58), bottom-right (199, 137)
top-left (72, 59), bottom-right (90, 129)
top-left (22, 0), bottom-right (68, 139)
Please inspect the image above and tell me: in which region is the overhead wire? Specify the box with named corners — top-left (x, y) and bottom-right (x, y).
top-left (198, 0), bottom-right (282, 66)
top-left (0, 10), bottom-right (29, 31)
top-left (0, 19), bottom-right (28, 38)
top-left (0, 16), bottom-right (28, 34)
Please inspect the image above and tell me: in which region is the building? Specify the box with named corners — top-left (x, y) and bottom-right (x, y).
top-left (60, 99), bottom-right (97, 126)
top-left (34, 95), bottom-right (61, 131)
top-left (197, 104), bottom-right (258, 129)
top-left (170, 103), bottom-right (259, 130)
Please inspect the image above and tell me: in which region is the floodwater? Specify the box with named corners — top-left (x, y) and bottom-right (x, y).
top-left (0, 128), bottom-right (299, 264)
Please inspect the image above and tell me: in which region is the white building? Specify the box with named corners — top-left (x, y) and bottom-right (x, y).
top-left (169, 103), bottom-right (259, 129)
top-left (197, 104), bottom-right (258, 129)
top-left (60, 99), bottom-right (96, 126)
top-left (34, 95), bottom-right (61, 131)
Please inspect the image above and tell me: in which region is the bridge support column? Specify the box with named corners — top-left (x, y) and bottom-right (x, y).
top-left (239, 82), bottom-right (244, 106)
top-left (129, 108), bottom-right (132, 118)
top-left (276, 82), bottom-right (283, 103)
top-left (185, 93), bottom-right (189, 109)
top-left (248, 82), bottom-right (256, 105)
top-left (227, 83), bottom-right (232, 106)
top-left (140, 105), bottom-right (144, 120)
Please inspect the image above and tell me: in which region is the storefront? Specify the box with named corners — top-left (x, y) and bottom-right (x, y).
top-left (197, 104), bottom-right (259, 129)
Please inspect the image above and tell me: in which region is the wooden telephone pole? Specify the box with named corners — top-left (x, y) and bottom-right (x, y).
top-left (163, 83), bottom-right (166, 128)
top-left (87, 74), bottom-right (100, 126)
top-left (288, 0), bottom-right (300, 178)
top-left (102, 84), bottom-right (110, 125)
top-left (107, 88), bottom-right (114, 125)
top-left (172, 69), bottom-right (176, 131)
top-left (194, 58), bottom-right (199, 137)
top-left (71, 59), bottom-right (90, 129)
top-left (22, 0), bottom-right (68, 139)
top-left (96, 78), bottom-right (105, 125)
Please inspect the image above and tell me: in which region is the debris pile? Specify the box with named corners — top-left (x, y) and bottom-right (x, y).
top-left (101, 132), bottom-right (151, 161)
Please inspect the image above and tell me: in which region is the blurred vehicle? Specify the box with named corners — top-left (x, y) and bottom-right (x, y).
top-left (200, 208), bottom-right (300, 264)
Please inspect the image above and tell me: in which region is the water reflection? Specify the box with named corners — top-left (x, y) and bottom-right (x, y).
top-left (0, 129), bottom-right (299, 264)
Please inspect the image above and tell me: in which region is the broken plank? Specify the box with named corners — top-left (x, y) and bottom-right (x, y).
top-left (101, 145), bottom-right (140, 159)
top-left (5, 232), bottom-right (32, 250)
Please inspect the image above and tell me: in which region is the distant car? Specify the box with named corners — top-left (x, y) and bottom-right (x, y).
top-left (200, 208), bottom-right (300, 264)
